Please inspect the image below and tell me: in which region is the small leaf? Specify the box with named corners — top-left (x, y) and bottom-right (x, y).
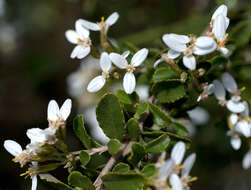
top-left (108, 139), bottom-right (122, 156)
top-left (102, 172), bottom-right (144, 190)
top-left (113, 163), bottom-right (130, 172)
top-left (87, 152), bottom-right (110, 169)
top-left (152, 67), bottom-right (179, 83)
top-left (128, 142), bottom-right (146, 165)
top-left (134, 102), bottom-right (149, 119)
top-left (39, 174), bottom-right (73, 190)
top-left (170, 122), bottom-right (189, 136)
top-left (116, 89), bottom-right (139, 104)
top-left (79, 151), bottom-right (90, 166)
top-left (96, 93), bottom-right (126, 141)
top-left (68, 171), bottom-right (94, 190)
top-left (149, 104), bottom-right (171, 127)
top-left (145, 134), bottom-right (170, 153)
top-left (141, 164), bottom-right (156, 177)
top-left (127, 118), bottom-right (141, 140)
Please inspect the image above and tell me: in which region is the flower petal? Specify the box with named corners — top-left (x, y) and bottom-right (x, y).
top-left (4, 140), bottom-right (23, 157)
top-left (229, 113), bottom-right (238, 125)
top-left (100, 52), bottom-right (111, 72)
top-left (222, 72), bottom-right (238, 94)
top-left (77, 19), bottom-right (100, 31)
top-left (213, 14), bottom-right (227, 41)
top-left (65, 30), bottom-right (78, 44)
top-left (227, 100), bottom-right (246, 113)
top-left (230, 136), bottom-right (241, 150)
top-left (183, 55), bottom-right (196, 70)
top-left (195, 36), bottom-right (215, 49)
top-left (213, 80), bottom-right (226, 100)
top-left (168, 49), bottom-right (181, 59)
top-left (31, 175), bottom-right (38, 190)
top-left (187, 107), bottom-right (209, 125)
top-left (158, 159), bottom-right (175, 180)
top-left (212, 5), bottom-right (228, 20)
top-left (170, 174), bottom-right (183, 190)
top-left (109, 53), bottom-right (128, 69)
top-left (181, 153), bottom-right (196, 178)
top-left (71, 46), bottom-right (90, 59)
top-left (154, 58), bottom-right (164, 68)
top-left (75, 20), bottom-right (90, 39)
top-left (241, 101), bottom-right (249, 118)
top-left (122, 50), bottom-right (130, 58)
top-left (168, 33), bottom-right (190, 43)
top-left (60, 99), bottom-right (72, 121)
top-left (105, 12), bottom-right (119, 26)
top-left (171, 141), bottom-right (185, 165)
top-left (219, 47), bottom-right (229, 55)
top-left (87, 75), bottom-right (106, 93)
top-left (162, 34), bottom-right (187, 52)
top-left (131, 48), bottom-right (148, 67)
top-left (243, 150), bottom-right (251, 169)
top-left (47, 100), bottom-right (59, 121)
top-left (123, 72), bottom-right (136, 94)
top-left (26, 128), bottom-right (46, 143)
top-left (236, 121), bottom-right (251, 137)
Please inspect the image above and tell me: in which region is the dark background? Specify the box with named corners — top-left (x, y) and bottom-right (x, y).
top-left (1, 0), bottom-right (251, 189)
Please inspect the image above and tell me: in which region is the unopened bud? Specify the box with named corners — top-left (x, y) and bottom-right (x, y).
top-left (113, 72), bottom-right (120, 79)
top-left (180, 72), bottom-right (187, 83)
top-left (198, 68), bottom-right (205, 76)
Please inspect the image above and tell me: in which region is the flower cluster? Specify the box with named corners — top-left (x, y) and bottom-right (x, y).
top-left (4, 99), bottom-right (72, 190)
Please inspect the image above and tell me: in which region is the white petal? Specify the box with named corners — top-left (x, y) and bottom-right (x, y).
top-left (47, 100), bottom-right (59, 121)
top-left (154, 58), bottom-right (163, 68)
top-left (243, 151), bottom-right (251, 169)
top-left (183, 56), bottom-right (196, 70)
top-left (109, 53), bottom-right (128, 69)
top-left (158, 159), bottom-right (175, 180)
top-left (26, 128), bottom-right (46, 143)
top-left (122, 50), bottom-right (130, 58)
top-left (182, 153), bottom-right (196, 178)
top-left (77, 46), bottom-right (91, 59)
top-left (100, 52), bottom-right (111, 72)
top-left (229, 114), bottom-right (238, 125)
top-left (87, 75), bottom-right (106, 93)
top-left (219, 47), bottom-right (229, 55)
top-left (168, 49), bottom-right (181, 59)
top-left (187, 107), bottom-right (209, 125)
top-left (162, 34), bottom-right (187, 52)
top-left (195, 36), bottom-right (215, 49)
top-left (131, 48), bottom-right (148, 67)
top-left (213, 80), bottom-right (226, 100)
top-left (77, 19), bottom-right (100, 31)
top-left (31, 175), bottom-right (38, 190)
top-left (123, 72), bottom-right (136, 94)
top-left (65, 30), bottom-right (78, 44)
top-left (212, 5), bottom-right (228, 20)
top-left (204, 84), bottom-right (215, 95)
top-left (168, 33), bottom-right (190, 44)
top-left (4, 140), bottom-right (23, 157)
top-left (171, 141), bottom-right (185, 165)
top-left (60, 99), bottom-right (72, 121)
top-left (236, 121), bottom-right (251, 137)
top-left (227, 100), bottom-right (246, 113)
top-left (213, 14), bottom-right (226, 41)
top-left (230, 136), bottom-right (241, 150)
top-left (241, 101), bottom-right (249, 118)
top-left (170, 174), bottom-right (183, 190)
top-left (105, 12), bottom-right (119, 26)
top-left (75, 20), bottom-right (90, 39)
top-left (194, 43), bottom-right (217, 55)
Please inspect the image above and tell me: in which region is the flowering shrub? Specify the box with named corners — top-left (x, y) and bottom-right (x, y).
top-left (3, 3), bottom-right (251, 190)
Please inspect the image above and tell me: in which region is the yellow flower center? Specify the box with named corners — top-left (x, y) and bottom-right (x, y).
top-left (102, 71), bottom-right (110, 78)
top-left (127, 65), bottom-right (135, 72)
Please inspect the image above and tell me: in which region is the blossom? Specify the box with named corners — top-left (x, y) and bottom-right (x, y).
top-left (211, 5), bottom-right (229, 29)
top-left (65, 20), bottom-right (91, 59)
top-left (77, 12), bottom-right (119, 35)
top-left (87, 52), bottom-right (112, 93)
top-left (110, 48), bottom-right (148, 94)
top-left (242, 150), bottom-right (251, 169)
top-left (197, 83), bottom-right (214, 102)
top-left (162, 34), bottom-right (216, 70)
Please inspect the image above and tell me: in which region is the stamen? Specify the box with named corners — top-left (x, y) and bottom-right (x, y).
top-left (101, 16), bottom-right (105, 22)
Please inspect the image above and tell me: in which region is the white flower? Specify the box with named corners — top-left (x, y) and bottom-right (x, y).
top-left (227, 130), bottom-right (241, 150)
top-left (77, 12), bottom-right (119, 35)
top-left (110, 48), bottom-right (148, 94)
top-left (213, 79), bottom-right (227, 105)
top-left (162, 34), bottom-right (216, 70)
top-left (243, 150), bottom-right (251, 169)
top-left (197, 83), bottom-right (214, 102)
top-left (153, 50), bottom-right (180, 68)
top-left (211, 5), bottom-right (229, 29)
top-left (65, 20), bottom-right (91, 59)
top-left (87, 52), bottom-right (112, 93)
top-left (47, 99), bottom-right (72, 126)
top-left (187, 107), bottom-right (209, 125)
top-left (26, 127), bottom-right (56, 146)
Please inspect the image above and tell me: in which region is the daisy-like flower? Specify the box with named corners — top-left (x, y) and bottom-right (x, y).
top-left (243, 150), bottom-right (251, 169)
top-left (162, 34), bottom-right (216, 70)
top-left (77, 12), bottom-right (119, 35)
top-left (197, 83), bottom-right (214, 102)
top-left (109, 48), bottom-right (148, 94)
top-left (47, 99), bottom-right (72, 129)
top-left (87, 52), bottom-right (112, 93)
top-left (65, 20), bottom-right (91, 59)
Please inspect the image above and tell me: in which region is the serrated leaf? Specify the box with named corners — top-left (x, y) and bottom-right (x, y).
top-left (170, 122), bottom-right (189, 136)
top-left (134, 102), bottom-right (149, 119)
top-left (128, 142), bottom-right (146, 165)
top-left (79, 150), bottom-right (90, 166)
top-left (141, 164), bottom-right (156, 177)
top-left (68, 171), bottom-right (94, 190)
top-left (96, 93), bottom-right (126, 141)
top-left (102, 172), bottom-right (144, 190)
top-left (39, 174), bottom-right (73, 190)
top-left (127, 118), bottom-right (141, 140)
top-left (113, 163), bottom-right (130, 172)
top-left (116, 89), bottom-right (139, 104)
top-left (152, 67), bottom-right (179, 83)
top-left (107, 139), bottom-right (122, 156)
top-left (149, 104), bottom-right (171, 127)
top-left (145, 134), bottom-right (170, 153)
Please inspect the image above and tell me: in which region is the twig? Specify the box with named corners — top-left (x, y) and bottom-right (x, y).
top-left (71, 146), bottom-right (108, 156)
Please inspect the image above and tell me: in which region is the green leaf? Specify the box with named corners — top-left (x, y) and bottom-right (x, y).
top-left (145, 134), bottom-right (170, 153)
top-left (152, 67), bottom-right (179, 83)
top-left (128, 142), bottom-right (146, 165)
top-left (231, 20), bottom-right (251, 48)
top-left (96, 93), bottom-right (126, 141)
top-left (108, 139), bottom-right (122, 156)
top-left (113, 163), bottom-right (130, 172)
top-left (87, 152), bottom-right (110, 169)
top-left (127, 118), bottom-right (141, 140)
top-left (171, 122), bottom-right (189, 136)
top-left (79, 151), bottom-right (90, 166)
top-left (116, 89), bottom-right (139, 104)
top-left (216, 0), bottom-right (237, 10)
top-left (141, 164), bottom-right (156, 178)
top-left (39, 174), bottom-right (73, 190)
top-left (102, 172), bottom-right (144, 190)
top-left (134, 102), bottom-right (149, 119)
top-left (143, 131), bottom-right (191, 143)
top-left (149, 104), bottom-right (171, 127)
top-left (73, 115), bottom-right (96, 149)
top-left (152, 81), bottom-right (186, 103)
top-left (68, 171), bottom-right (94, 190)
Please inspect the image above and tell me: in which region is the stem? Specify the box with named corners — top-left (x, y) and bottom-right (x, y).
top-left (71, 146), bottom-right (108, 156)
